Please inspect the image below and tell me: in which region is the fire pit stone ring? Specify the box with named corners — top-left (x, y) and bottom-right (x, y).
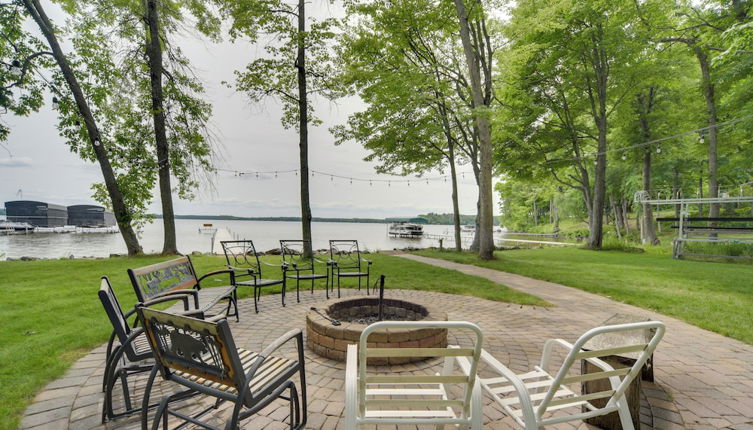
top-left (306, 296), bottom-right (448, 364)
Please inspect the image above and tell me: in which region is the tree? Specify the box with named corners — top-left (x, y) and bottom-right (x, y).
top-left (503, 0), bottom-right (652, 248)
top-left (61, 0), bottom-right (218, 254)
top-left (18, 0), bottom-right (145, 254)
top-left (453, 0), bottom-right (495, 259)
top-left (0, 2), bottom-right (46, 145)
top-left (220, 0), bottom-right (338, 258)
top-left (336, 0), bottom-right (473, 251)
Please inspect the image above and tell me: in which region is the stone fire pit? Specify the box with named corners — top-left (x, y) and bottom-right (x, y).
top-left (306, 296), bottom-right (448, 364)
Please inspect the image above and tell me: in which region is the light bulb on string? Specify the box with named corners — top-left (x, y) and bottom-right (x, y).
top-left (621, 152), bottom-right (627, 161)
top-left (656, 146), bottom-right (662, 154)
top-left (369, 181), bottom-right (373, 186)
top-left (700, 134), bottom-right (705, 144)
top-left (388, 181), bottom-right (391, 187)
top-left (408, 181), bottom-right (410, 187)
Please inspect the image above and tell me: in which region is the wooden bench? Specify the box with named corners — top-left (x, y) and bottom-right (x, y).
top-left (581, 313), bottom-right (656, 429)
top-left (128, 256), bottom-right (238, 320)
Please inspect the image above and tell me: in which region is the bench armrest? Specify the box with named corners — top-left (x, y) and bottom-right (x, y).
top-left (361, 257), bottom-right (372, 264)
top-left (259, 259), bottom-right (280, 267)
top-left (143, 292), bottom-right (195, 311)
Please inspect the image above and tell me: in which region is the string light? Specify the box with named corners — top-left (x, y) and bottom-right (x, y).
top-left (656, 147), bottom-right (661, 154)
top-left (621, 153), bottom-right (627, 161)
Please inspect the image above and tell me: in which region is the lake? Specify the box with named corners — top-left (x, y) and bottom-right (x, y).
top-left (0, 219), bottom-right (476, 260)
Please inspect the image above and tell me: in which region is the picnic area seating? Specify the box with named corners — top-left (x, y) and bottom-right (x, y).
top-left (329, 239), bottom-right (372, 297)
top-left (280, 240), bottom-right (330, 301)
top-left (128, 256), bottom-right (238, 321)
top-left (345, 321), bottom-right (484, 429)
top-left (221, 239), bottom-right (286, 313)
top-left (456, 320), bottom-right (665, 430)
top-left (98, 277), bottom-right (156, 422)
top-left (137, 307), bottom-right (307, 430)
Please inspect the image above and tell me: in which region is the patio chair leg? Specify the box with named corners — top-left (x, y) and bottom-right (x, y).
top-left (254, 287), bottom-right (260, 313)
top-left (337, 276), bottom-right (341, 298)
top-left (282, 278), bottom-right (287, 307)
top-left (616, 398), bottom-right (635, 430)
top-left (296, 277), bottom-right (300, 303)
top-left (311, 277), bottom-right (315, 295)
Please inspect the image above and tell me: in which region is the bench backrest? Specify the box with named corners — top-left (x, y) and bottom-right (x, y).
top-left (356, 321), bottom-right (483, 424)
top-left (138, 307), bottom-right (245, 394)
top-left (280, 240), bottom-right (315, 271)
top-left (128, 256), bottom-right (198, 303)
top-left (329, 240), bottom-right (362, 270)
top-left (537, 321), bottom-right (665, 419)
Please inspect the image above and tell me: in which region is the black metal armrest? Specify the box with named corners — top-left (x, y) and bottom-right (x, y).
top-left (312, 257), bottom-right (327, 265)
top-left (228, 265), bottom-right (256, 276)
top-left (245, 329), bottom-right (304, 380)
top-left (197, 268), bottom-right (234, 286)
top-left (361, 257), bottom-right (372, 265)
top-left (259, 260), bottom-right (279, 267)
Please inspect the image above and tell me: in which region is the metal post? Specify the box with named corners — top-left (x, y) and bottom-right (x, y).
top-left (377, 275), bottom-right (385, 321)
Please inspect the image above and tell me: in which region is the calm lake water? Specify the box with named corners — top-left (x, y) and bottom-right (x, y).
top-left (0, 219), bottom-right (479, 260)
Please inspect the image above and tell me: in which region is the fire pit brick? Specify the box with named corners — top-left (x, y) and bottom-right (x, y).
top-left (306, 296), bottom-right (448, 364)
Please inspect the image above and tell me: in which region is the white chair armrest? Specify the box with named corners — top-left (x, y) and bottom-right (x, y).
top-left (345, 345), bottom-right (359, 428)
top-left (541, 338), bottom-right (615, 374)
top-left (479, 349), bottom-right (538, 425)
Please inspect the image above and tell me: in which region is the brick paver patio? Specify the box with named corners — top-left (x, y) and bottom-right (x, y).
top-left (20, 254), bottom-right (753, 429)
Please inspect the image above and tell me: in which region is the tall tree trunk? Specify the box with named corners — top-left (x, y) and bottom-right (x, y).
top-left (698, 162), bottom-right (704, 216)
top-left (587, 25), bottom-right (609, 249)
top-left (622, 198), bottom-right (631, 235)
top-left (588, 117), bottom-right (607, 248)
top-left (609, 194), bottom-right (622, 239)
top-left (448, 143), bottom-right (462, 251)
top-left (454, 0), bottom-right (494, 260)
top-left (637, 89), bottom-right (658, 245)
top-left (695, 48), bottom-right (719, 220)
top-left (23, 0), bottom-right (143, 255)
top-left (641, 149), bottom-right (658, 244)
top-left (673, 167), bottom-right (681, 218)
top-left (532, 199), bottom-right (538, 226)
top-left (552, 196), bottom-right (560, 233)
top-left (296, 0), bottom-right (313, 258)
top-left (146, 0), bottom-right (177, 255)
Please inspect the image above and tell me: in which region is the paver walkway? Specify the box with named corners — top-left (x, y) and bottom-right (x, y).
top-left (20, 254), bottom-right (753, 429)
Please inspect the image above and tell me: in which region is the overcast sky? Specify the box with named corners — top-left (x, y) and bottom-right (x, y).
top-left (0, 3), bottom-right (500, 219)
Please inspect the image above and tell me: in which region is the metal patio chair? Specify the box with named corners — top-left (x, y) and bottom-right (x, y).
top-left (221, 240), bottom-right (285, 313)
top-left (456, 321), bottom-right (665, 429)
top-left (98, 277), bottom-right (156, 422)
top-left (280, 240), bottom-right (330, 301)
top-left (345, 321), bottom-right (484, 429)
top-left (137, 307), bottom-right (307, 430)
top-left (329, 240), bottom-right (371, 297)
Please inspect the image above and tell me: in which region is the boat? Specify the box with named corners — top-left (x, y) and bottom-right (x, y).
top-left (461, 224), bottom-right (475, 232)
top-left (388, 222), bottom-right (424, 238)
top-left (0, 221), bottom-right (34, 235)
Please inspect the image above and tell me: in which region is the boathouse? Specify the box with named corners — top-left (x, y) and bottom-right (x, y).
top-left (67, 205), bottom-right (116, 227)
top-left (4, 200), bottom-right (68, 227)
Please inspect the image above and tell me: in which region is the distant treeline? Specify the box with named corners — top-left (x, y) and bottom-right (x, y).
top-left (417, 213), bottom-right (500, 226)
top-left (152, 213), bottom-right (491, 225)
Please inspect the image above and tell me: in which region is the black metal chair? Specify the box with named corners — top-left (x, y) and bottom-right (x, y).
top-left (328, 240), bottom-right (372, 297)
top-left (137, 307), bottom-right (307, 430)
top-left (98, 277), bottom-right (157, 422)
top-left (221, 240), bottom-right (285, 313)
top-left (280, 240), bottom-right (330, 301)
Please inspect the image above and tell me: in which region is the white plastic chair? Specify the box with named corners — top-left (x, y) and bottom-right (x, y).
top-left (345, 321), bottom-right (484, 429)
top-left (456, 321), bottom-right (665, 430)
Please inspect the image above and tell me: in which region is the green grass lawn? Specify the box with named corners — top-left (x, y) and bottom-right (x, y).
top-left (0, 252), bottom-right (542, 429)
top-left (417, 247), bottom-right (753, 345)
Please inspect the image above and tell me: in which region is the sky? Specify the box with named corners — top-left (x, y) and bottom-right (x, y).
top-left (0, 3), bottom-right (501, 220)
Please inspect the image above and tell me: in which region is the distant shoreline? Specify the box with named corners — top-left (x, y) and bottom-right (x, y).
top-left (159, 214), bottom-right (452, 225)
